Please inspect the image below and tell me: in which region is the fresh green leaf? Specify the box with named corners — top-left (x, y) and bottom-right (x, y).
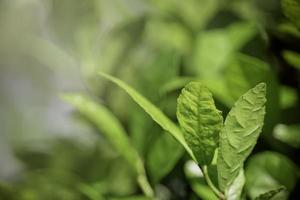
top-left (98, 72), bottom-right (196, 161)
top-left (218, 83), bottom-right (267, 191)
top-left (245, 152), bottom-right (299, 200)
top-left (254, 186), bottom-right (286, 200)
top-left (177, 82), bottom-right (223, 166)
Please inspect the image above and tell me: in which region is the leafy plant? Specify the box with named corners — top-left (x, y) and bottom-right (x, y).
top-left (63, 72), bottom-right (287, 200)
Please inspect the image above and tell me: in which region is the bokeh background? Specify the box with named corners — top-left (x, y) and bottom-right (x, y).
top-left (0, 0), bottom-right (299, 199)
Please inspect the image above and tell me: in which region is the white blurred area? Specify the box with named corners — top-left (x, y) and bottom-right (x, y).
top-left (0, 0), bottom-right (113, 179)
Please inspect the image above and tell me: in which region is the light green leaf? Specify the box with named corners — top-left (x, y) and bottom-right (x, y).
top-left (218, 83), bottom-right (267, 191)
top-left (245, 152), bottom-right (299, 200)
top-left (62, 94), bottom-right (153, 197)
top-left (254, 186), bottom-right (286, 200)
top-left (273, 124), bottom-right (300, 148)
top-left (147, 132), bottom-right (184, 183)
top-left (177, 82), bottom-right (223, 166)
top-left (98, 72), bottom-right (196, 161)
top-left (226, 169), bottom-right (245, 200)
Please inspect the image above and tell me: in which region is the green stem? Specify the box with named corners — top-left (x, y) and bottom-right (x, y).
top-left (137, 175), bottom-right (154, 198)
top-left (203, 165), bottom-right (225, 200)
top-left (137, 162), bottom-right (155, 198)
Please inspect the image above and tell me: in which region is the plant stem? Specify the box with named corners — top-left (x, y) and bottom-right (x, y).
top-left (203, 165), bottom-right (225, 200)
top-left (137, 174), bottom-right (154, 198)
top-left (137, 162), bottom-right (155, 198)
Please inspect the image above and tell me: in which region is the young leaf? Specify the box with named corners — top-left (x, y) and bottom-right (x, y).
top-left (98, 72), bottom-right (196, 161)
top-left (177, 82), bottom-right (223, 166)
top-left (62, 94), bottom-right (153, 197)
top-left (218, 83), bottom-right (267, 191)
top-left (254, 186), bottom-right (286, 200)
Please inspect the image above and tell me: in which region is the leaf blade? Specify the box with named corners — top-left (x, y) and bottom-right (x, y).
top-left (98, 72), bottom-right (196, 161)
top-left (177, 82), bottom-right (223, 166)
top-left (217, 83), bottom-right (267, 191)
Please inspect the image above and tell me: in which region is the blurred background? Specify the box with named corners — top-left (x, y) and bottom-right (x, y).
top-left (0, 0), bottom-right (299, 199)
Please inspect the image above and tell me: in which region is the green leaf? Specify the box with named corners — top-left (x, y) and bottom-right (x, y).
top-left (147, 132), bottom-right (184, 182)
top-left (62, 94), bottom-right (153, 197)
top-left (245, 152), bottom-right (299, 200)
top-left (226, 169), bottom-right (245, 200)
top-left (177, 82), bottom-right (223, 166)
top-left (98, 72), bottom-right (196, 161)
top-left (273, 124), bottom-right (300, 148)
top-left (282, 0), bottom-right (300, 29)
top-left (218, 83), bottom-right (267, 191)
top-left (254, 186), bottom-right (286, 200)
top-left (224, 54), bottom-right (279, 135)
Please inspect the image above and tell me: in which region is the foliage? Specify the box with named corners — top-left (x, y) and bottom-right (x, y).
top-left (0, 0), bottom-right (300, 200)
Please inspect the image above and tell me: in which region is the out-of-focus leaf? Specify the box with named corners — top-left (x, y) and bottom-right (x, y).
top-left (98, 72), bottom-right (196, 161)
top-left (150, 0), bottom-right (219, 30)
top-left (109, 196), bottom-right (151, 200)
top-left (62, 94), bottom-right (153, 197)
top-left (177, 82), bottom-right (223, 166)
top-left (191, 22), bottom-right (257, 78)
top-left (282, 0), bottom-right (300, 29)
top-left (78, 182), bottom-right (106, 200)
top-left (279, 86), bottom-right (298, 109)
top-left (62, 94), bottom-right (140, 171)
top-left (245, 152), bottom-right (299, 200)
top-left (147, 133), bottom-right (184, 183)
top-left (282, 50), bottom-right (300, 70)
top-left (184, 160), bottom-right (218, 200)
top-left (192, 30), bottom-right (232, 79)
top-left (145, 20), bottom-right (191, 53)
top-left (160, 77), bottom-right (196, 95)
top-left (254, 186), bottom-right (286, 200)
top-left (273, 124), bottom-right (300, 148)
top-left (226, 169), bottom-right (245, 200)
top-left (218, 83), bottom-right (267, 191)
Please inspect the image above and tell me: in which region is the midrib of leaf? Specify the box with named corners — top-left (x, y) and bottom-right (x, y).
top-left (218, 83), bottom-right (267, 191)
top-left (98, 72), bottom-right (197, 162)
